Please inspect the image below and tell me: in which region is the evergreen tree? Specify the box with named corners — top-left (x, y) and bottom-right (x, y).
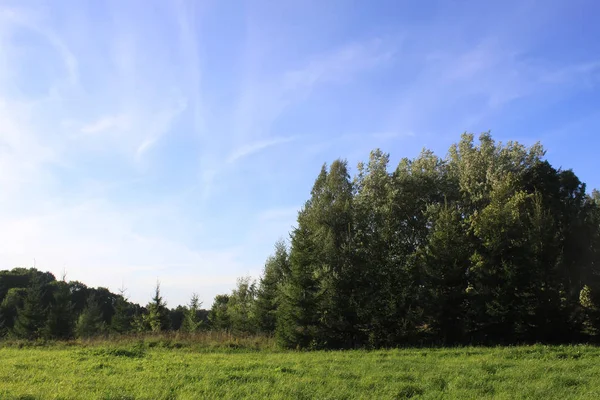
top-left (275, 165), bottom-right (329, 348)
top-left (13, 274), bottom-right (47, 340)
top-left (181, 293), bottom-right (203, 333)
top-left (418, 201), bottom-right (470, 344)
top-left (209, 294), bottom-right (231, 331)
top-left (255, 240), bottom-right (289, 333)
top-left (352, 149), bottom-right (394, 347)
top-left (170, 306), bottom-right (187, 331)
top-left (276, 217), bottom-right (321, 348)
top-left (45, 281), bottom-right (75, 340)
top-left (145, 282), bottom-right (170, 332)
top-left (313, 159), bottom-right (358, 348)
top-left (110, 288), bottom-right (132, 334)
top-left (76, 294), bottom-right (105, 338)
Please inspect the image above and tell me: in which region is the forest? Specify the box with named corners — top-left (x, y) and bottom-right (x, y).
top-left (1, 132), bottom-right (599, 349)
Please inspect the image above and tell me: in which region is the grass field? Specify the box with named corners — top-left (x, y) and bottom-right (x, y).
top-left (1, 339), bottom-right (599, 399)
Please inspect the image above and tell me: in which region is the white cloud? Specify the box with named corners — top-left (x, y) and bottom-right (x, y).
top-left (227, 136), bottom-right (296, 164)
top-left (214, 37), bottom-right (398, 181)
top-left (80, 114), bottom-right (130, 135)
top-left (0, 7), bottom-right (79, 88)
top-left (135, 97), bottom-right (188, 160)
top-left (232, 37), bottom-right (396, 140)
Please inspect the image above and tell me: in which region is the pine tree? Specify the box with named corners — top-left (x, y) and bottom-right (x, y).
top-left (311, 159), bottom-right (358, 348)
top-left (76, 294), bottom-right (105, 338)
top-left (181, 293), bottom-right (203, 333)
top-left (45, 281), bottom-right (75, 340)
top-left (145, 282), bottom-right (170, 332)
top-left (352, 149), bottom-right (394, 347)
top-left (110, 288), bottom-right (132, 334)
top-left (275, 166), bottom-right (329, 348)
top-left (13, 274), bottom-right (47, 340)
top-left (276, 218), bottom-right (320, 348)
top-left (255, 240), bottom-right (289, 333)
top-left (419, 201), bottom-right (470, 344)
top-left (209, 294), bottom-right (231, 331)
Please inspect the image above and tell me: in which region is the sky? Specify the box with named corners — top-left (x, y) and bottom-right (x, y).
top-left (1, 0), bottom-right (599, 308)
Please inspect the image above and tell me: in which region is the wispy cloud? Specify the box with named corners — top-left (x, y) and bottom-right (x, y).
top-left (135, 97), bottom-right (188, 160)
top-left (80, 114), bottom-right (130, 134)
top-left (0, 7), bottom-right (79, 87)
top-left (232, 37), bottom-right (397, 145)
top-left (385, 37), bottom-right (600, 141)
top-left (195, 36), bottom-right (397, 197)
top-left (173, 0), bottom-right (205, 136)
top-left (227, 136), bottom-right (296, 164)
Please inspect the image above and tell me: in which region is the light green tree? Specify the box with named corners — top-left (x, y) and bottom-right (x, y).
top-left (181, 293), bottom-right (203, 333)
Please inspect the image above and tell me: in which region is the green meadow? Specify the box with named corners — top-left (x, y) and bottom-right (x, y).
top-left (1, 340), bottom-right (599, 399)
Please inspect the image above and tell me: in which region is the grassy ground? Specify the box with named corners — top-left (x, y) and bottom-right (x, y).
top-left (0, 339), bottom-right (599, 399)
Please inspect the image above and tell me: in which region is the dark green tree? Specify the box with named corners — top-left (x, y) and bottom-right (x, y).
top-left (45, 281), bottom-right (75, 339)
top-left (255, 240), bottom-right (289, 333)
top-left (209, 294), bottom-right (231, 331)
top-left (13, 274), bottom-right (48, 340)
top-left (352, 149), bottom-right (394, 347)
top-left (276, 166), bottom-right (328, 348)
top-left (418, 201), bottom-right (470, 344)
top-left (312, 159), bottom-right (358, 348)
top-left (110, 288), bottom-right (132, 334)
top-left (76, 294), bottom-right (105, 338)
top-left (0, 287), bottom-right (27, 334)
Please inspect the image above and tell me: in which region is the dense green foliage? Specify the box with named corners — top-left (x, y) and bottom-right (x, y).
top-left (0, 270), bottom-right (208, 340)
top-left (2, 132), bottom-right (600, 349)
top-left (217, 132), bottom-right (600, 348)
top-left (2, 343), bottom-right (600, 399)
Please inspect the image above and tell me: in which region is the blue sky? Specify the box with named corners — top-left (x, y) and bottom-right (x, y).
top-left (0, 0), bottom-right (599, 307)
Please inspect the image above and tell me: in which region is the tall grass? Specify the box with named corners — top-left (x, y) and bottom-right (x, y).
top-left (0, 331), bottom-right (277, 352)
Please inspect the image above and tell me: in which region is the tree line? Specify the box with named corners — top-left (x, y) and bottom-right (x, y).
top-left (214, 132), bottom-right (600, 348)
top-left (2, 132), bottom-right (599, 348)
top-left (0, 268), bottom-right (209, 340)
